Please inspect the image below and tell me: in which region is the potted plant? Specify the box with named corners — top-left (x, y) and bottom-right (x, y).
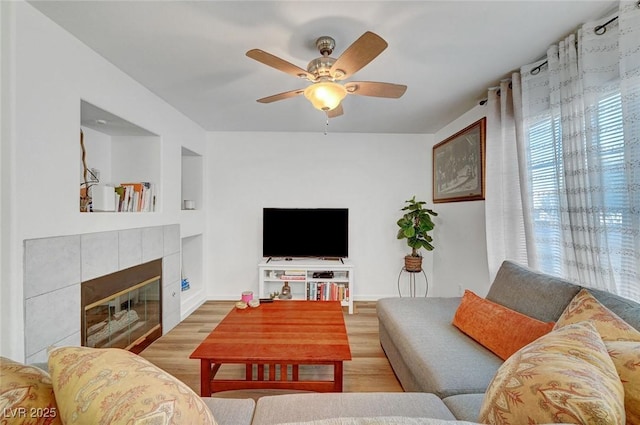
top-left (396, 196), bottom-right (438, 272)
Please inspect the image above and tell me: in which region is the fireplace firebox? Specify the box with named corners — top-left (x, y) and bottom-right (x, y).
top-left (81, 259), bottom-right (162, 354)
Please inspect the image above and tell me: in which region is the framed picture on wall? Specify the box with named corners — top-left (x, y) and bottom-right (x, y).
top-left (432, 117), bottom-right (486, 203)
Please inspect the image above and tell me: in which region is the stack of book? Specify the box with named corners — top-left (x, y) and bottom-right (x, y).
top-left (307, 282), bottom-right (349, 302)
top-left (114, 182), bottom-right (157, 212)
top-left (279, 270), bottom-right (306, 280)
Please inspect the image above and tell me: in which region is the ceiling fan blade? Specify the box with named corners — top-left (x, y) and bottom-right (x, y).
top-left (327, 104), bottom-right (344, 118)
top-left (330, 31), bottom-right (388, 80)
top-left (345, 81), bottom-right (407, 98)
top-left (247, 49), bottom-right (316, 81)
top-left (256, 89), bottom-right (304, 104)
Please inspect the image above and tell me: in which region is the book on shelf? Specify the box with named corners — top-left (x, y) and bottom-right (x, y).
top-left (306, 282), bottom-right (349, 302)
top-left (115, 182), bottom-right (156, 212)
top-left (280, 275), bottom-right (306, 280)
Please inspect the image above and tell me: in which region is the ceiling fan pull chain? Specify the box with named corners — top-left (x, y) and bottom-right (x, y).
top-left (325, 113), bottom-right (330, 135)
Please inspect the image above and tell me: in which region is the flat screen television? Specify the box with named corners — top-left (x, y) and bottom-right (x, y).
top-left (262, 208), bottom-right (348, 259)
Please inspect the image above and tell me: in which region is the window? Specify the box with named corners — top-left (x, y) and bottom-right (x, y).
top-left (526, 89), bottom-right (639, 301)
top-left (528, 115), bottom-right (563, 276)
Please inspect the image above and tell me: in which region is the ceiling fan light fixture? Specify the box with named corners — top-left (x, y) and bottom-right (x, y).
top-left (247, 31), bottom-right (404, 117)
top-left (303, 81), bottom-right (347, 111)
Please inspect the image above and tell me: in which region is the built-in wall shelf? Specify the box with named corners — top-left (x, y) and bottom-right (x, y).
top-left (180, 210), bottom-right (205, 238)
top-left (80, 100), bottom-right (160, 213)
top-left (181, 233), bottom-right (204, 318)
top-left (179, 146), bottom-right (205, 318)
top-left (181, 147), bottom-right (203, 212)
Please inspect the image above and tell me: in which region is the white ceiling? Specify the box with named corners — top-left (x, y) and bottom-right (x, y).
top-left (29, 1), bottom-right (615, 134)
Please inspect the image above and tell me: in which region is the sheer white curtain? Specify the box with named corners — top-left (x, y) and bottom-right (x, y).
top-left (484, 78), bottom-right (531, 281)
top-left (514, 1), bottom-right (640, 301)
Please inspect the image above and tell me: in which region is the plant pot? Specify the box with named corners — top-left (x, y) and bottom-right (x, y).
top-left (404, 255), bottom-right (423, 272)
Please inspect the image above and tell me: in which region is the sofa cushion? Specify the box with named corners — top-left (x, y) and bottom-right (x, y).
top-left (48, 346), bottom-right (216, 425)
top-left (377, 297), bottom-right (502, 397)
top-left (0, 357), bottom-right (62, 425)
top-left (442, 394), bottom-right (485, 423)
top-left (478, 321), bottom-right (624, 425)
top-left (587, 287), bottom-right (640, 330)
top-left (606, 341), bottom-right (640, 424)
top-left (452, 290), bottom-right (554, 360)
top-left (554, 288), bottom-right (640, 341)
top-left (201, 397), bottom-right (255, 425)
top-left (251, 393), bottom-right (457, 425)
top-left (273, 418), bottom-right (479, 425)
top-left (486, 260), bottom-right (581, 322)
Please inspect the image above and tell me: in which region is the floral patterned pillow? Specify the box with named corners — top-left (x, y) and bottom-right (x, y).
top-left (48, 346), bottom-right (216, 425)
top-left (478, 321), bottom-right (625, 425)
top-left (606, 341), bottom-right (640, 424)
top-left (0, 357), bottom-right (62, 425)
top-left (554, 288), bottom-right (640, 341)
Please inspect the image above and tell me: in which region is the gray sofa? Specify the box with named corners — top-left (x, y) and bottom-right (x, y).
top-left (376, 260), bottom-right (640, 421)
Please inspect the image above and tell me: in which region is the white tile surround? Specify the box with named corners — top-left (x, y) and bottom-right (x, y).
top-left (23, 224), bottom-right (181, 364)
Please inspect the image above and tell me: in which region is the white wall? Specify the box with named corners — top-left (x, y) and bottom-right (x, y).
top-left (0, 0), bottom-right (15, 355)
top-left (1, 1), bottom-right (207, 361)
top-left (206, 131), bottom-right (437, 300)
top-left (431, 105), bottom-right (491, 297)
top-left (205, 114), bottom-right (493, 301)
top-left (1, 1), bottom-right (494, 361)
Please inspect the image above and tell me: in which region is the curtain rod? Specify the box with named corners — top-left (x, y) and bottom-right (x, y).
top-left (529, 14), bottom-right (617, 76)
top-left (530, 2), bottom-right (640, 76)
top-left (479, 2), bottom-right (639, 105)
top-left (479, 82), bottom-right (512, 106)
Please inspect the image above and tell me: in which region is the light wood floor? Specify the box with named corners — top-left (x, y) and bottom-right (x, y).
top-left (139, 301), bottom-right (403, 395)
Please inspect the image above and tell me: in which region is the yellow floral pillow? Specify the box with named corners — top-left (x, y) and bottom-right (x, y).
top-left (48, 346), bottom-right (216, 425)
top-left (478, 321), bottom-right (625, 425)
top-left (554, 288), bottom-right (640, 341)
top-left (0, 357), bottom-right (62, 425)
top-left (606, 341), bottom-right (640, 424)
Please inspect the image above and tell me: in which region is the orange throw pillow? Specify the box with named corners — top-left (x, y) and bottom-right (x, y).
top-left (453, 290), bottom-right (555, 360)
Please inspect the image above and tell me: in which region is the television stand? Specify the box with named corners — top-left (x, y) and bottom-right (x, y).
top-left (258, 258), bottom-right (354, 314)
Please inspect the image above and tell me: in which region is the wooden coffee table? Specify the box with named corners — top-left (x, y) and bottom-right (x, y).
top-left (190, 300), bottom-right (352, 396)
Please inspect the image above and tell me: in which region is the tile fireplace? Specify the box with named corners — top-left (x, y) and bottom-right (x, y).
top-left (24, 225), bottom-right (181, 364)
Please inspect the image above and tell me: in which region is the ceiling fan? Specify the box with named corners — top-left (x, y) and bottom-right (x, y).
top-left (246, 31), bottom-right (407, 118)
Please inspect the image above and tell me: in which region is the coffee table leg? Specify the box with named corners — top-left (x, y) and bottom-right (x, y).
top-left (200, 359), bottom-right (212, 396)
top-left (333, 361), bottom-right (344, 392)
